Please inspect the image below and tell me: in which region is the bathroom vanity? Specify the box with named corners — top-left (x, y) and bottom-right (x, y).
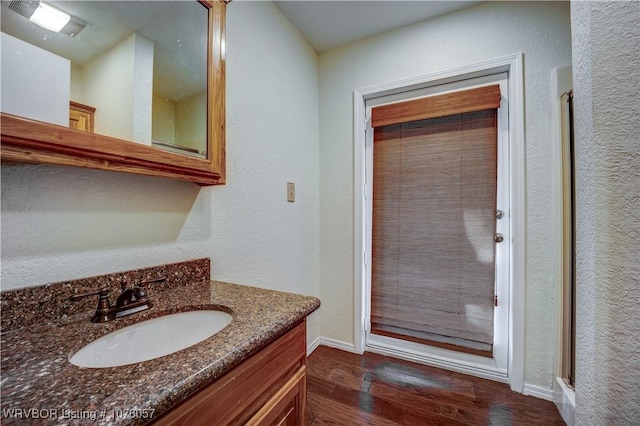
top-left (0, 259), bottom-right (320, 425)
top-left (155, 321), bottom-right (307, 425)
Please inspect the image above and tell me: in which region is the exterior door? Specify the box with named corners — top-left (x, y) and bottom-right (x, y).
top-left (365, 73), bottom-right (511, 374)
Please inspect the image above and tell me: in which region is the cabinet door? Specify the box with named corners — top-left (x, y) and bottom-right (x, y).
top-left (69, 102), bottom-right (95, 132)
top-left (246, 366), bottom-right (306, 426)
top-left (276, 400), bottom-right (297, 426)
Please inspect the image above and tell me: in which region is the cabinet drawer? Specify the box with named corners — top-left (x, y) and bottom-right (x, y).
top-left (247, 365), bottom-right (306, 426)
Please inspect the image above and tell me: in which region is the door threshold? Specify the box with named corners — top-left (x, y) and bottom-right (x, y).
top-left (367, 333), bottom-right (508, 384)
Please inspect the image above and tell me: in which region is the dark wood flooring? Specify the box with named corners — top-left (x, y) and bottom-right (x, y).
top-left (306, 346), bottom-right (565, 425)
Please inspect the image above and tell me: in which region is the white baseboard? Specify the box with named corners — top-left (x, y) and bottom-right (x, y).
top-left (553, 377), bottom-right (575, 426)
top-left (523, 383), bottom-right (555, 401)
top-left (307, 336), bottom-right (321, 355)
top-left (307, 337), bottom-right (356, 356)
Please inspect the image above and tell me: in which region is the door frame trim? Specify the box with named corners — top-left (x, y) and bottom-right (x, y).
top-left (352, 53), bottom-right (525, 392)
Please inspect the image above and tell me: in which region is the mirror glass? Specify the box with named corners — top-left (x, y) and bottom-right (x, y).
top-left (1, 1), bottom-right (209, 159)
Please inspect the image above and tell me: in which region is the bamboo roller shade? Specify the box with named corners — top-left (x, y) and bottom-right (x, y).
top-left (371, 108), bottom-right (498, 353)
top-left (371, 84), bottom-right (501, 128)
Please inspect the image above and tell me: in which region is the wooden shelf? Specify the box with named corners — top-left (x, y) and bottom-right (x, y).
top-left (1, 113), bottom-right (222, 186)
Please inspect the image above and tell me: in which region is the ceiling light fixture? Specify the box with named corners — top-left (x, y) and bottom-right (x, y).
top-left (8, 1), bottom-right (87, 37)
top-left (29, 2), bottom-right (70, 33)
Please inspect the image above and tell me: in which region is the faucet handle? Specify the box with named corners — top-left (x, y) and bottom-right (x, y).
top-left (70, 287), bottom-right (110, 301)
top-left (134, 277), bottom-right (164, 302)
top-left (70, 287), bottom-right (115, 323)
top-left (139, 276), bottom-right (166, 286)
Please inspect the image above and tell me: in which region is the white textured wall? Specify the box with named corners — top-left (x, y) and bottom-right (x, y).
top-left (82, 34), bottom-right (135, 141)
top-left (0, 32), bottom-right (70, 126)
top-left (82, 33), bottom-right (154, 144)
top-left (175, 92), bottom-right (207, 151)
top-left (318, 1), bottom-right (572, 388)
top-left (70, 63), bottom-right (84, 102)
top-left (131, 33), bottom-right (154, 145)
top-left (215, 0), bottom-right (320, 295)
top-left (1, 166), bottom-right (205, 284)
top-left (1, 1), bottom-right (320, 346)
top-left (219, 2), bottom-right (321, 346)
top-left (571, 1), bottom-right (640, 423)
top-left (152, 95), bottom-right (176, 144)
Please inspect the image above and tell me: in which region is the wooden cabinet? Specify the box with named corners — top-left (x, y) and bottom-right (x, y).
top-left (69, 102), bottom-right (95, 132)
top-left (154, 320), bottom-right (307, 426)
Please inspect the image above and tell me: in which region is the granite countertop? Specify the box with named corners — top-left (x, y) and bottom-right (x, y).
top-left (0, 280), bottom-right (320, 425)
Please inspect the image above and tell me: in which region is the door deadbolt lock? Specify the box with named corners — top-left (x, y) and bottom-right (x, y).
top-left (494, 233), bottom-right (504, 243)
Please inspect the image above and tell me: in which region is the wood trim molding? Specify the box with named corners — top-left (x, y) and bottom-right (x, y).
top-left (371, 84), bottom-right (501, 128)
top-left (1, 113), bottom-right (221, 185)
top-left (207, 0), bottom-right (226, 184)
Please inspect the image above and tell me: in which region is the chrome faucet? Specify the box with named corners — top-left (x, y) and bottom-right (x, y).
top-left (70, 277), bottom-right (165, 322)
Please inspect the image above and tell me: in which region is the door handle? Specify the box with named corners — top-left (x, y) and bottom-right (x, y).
top-left (494, 233), bottom-right (504, 243)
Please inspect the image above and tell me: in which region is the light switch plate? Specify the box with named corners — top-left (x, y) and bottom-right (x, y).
top-left (287, 182), bottom-right (295, 202)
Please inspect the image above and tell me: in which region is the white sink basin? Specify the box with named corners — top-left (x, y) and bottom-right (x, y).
top-left (70, 310), bottom-right (232, 368)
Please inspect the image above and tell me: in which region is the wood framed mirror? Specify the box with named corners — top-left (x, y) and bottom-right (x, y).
top-left (0, 0), bottom-right (225, 186)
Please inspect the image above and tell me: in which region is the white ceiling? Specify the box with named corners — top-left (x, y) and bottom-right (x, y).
top-left (273, 0), bottom-right (482, 53)
top-left (2, 0), bottom-right (482, 100)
